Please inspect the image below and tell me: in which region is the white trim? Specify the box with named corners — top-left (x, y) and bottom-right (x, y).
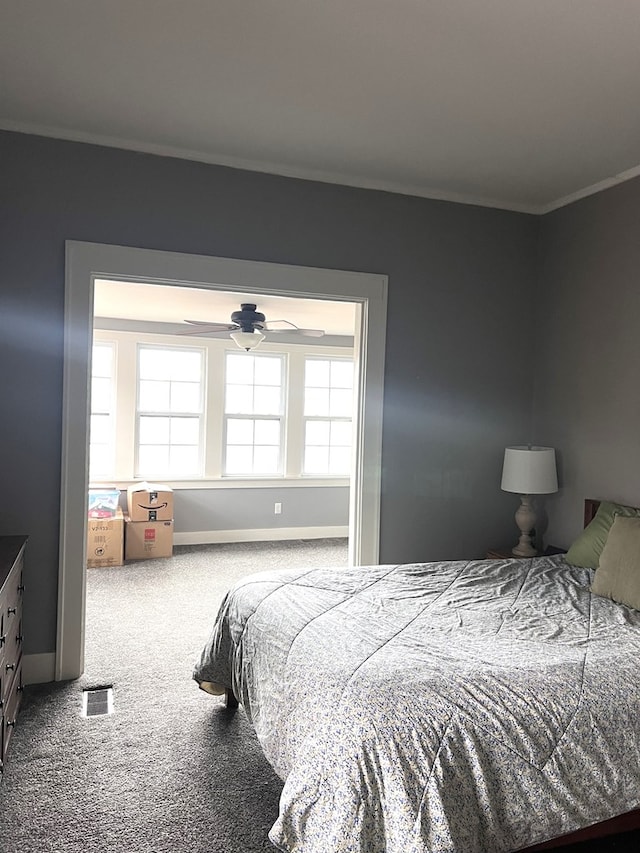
top-left (59, 242), bottom-right (387, 681)
top-left (23, 653), bottom-right (56, 685)
top-left (539, 163), bottom-right (640, 214)
top-left (174, 526), bottom-right (348, 545)
top-left (5, 121), bottom-right (640, 216)
top-left (348, 299), bottom-right (386, 568)
top-left (58, 242), bottom-right (94, 680)
top-left (95, 479), bottom-right (351, 490)
top-left (0, 120), bottom-right (536, 215)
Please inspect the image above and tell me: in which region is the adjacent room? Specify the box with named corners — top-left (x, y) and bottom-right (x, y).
top-left (2, 2), bottom-right (640, 852)
top-left (89, 280), bottom-right (358, 557)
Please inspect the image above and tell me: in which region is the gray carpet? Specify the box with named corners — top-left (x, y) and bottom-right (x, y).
top-left (1, 539), bottom-right (638, 852)
top-left (0, 539), bottom-right (348, 853)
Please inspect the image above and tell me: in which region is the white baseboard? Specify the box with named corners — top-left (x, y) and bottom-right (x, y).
top-left (23, 652), bottom-right (56, 685)
top-left (174, 526), bottom-right (348, 546)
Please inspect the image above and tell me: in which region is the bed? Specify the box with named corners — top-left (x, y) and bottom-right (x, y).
top-left (193, 499), bottom-right (640, 852)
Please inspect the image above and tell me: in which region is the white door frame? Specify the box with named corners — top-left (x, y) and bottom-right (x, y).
top-left (58, 241), bottom-right (387, 681)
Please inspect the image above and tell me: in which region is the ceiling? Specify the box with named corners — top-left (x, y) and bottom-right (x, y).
top-left (2, 1), bottom-right (640, 213)
top-left (94, 280), bottom-right (357, 340)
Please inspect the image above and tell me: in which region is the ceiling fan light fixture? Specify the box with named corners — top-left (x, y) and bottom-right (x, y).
top-left (230, 330), bottom-right (265, 351)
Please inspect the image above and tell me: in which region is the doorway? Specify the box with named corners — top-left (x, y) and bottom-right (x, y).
top-left (58, 241), bottom-right (388, 680)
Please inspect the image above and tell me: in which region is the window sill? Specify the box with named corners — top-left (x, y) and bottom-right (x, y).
top-left (106, 477), bottom-right (350, 491)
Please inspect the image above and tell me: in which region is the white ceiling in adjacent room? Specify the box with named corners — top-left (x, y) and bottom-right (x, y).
top-left (2, 1), bottom-right (640, 213)
top-left (93, 280), bottom-right (357, 339)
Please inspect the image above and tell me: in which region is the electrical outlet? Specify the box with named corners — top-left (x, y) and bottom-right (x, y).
top-left (274, 502), bottom-right (282, 515)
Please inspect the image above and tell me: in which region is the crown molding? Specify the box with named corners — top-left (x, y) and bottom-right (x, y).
top-left (538, 163), bottom-right (640, 214)
top-left (4, 118), bottom-right (640, 217)
top-left (0, 119), bottom-right (537, 214)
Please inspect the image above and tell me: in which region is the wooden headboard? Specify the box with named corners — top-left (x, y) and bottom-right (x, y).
top-left (583, 498), bottom-right (640, 528)
top-left (584, 499), bottom-right (601, 528)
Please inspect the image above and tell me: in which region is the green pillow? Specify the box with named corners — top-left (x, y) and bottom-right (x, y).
top-left (591, 516), bottom-right (640, 610)
top-left (565, 501), bottom-right (640, 569)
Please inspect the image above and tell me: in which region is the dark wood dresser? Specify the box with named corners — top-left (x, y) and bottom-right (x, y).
top-left (0, 536), bottom-right (26, 775)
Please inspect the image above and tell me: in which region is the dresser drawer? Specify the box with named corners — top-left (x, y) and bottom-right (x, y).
top-left (2, 611), bottom-right (23, 686)
top-left (2, 658), bottom-right (23, 764)
top-left (1, 553), bottom-right (23, 655)
top-left (0, 535), bottom-right (27, 776)
top-left (2, 552), bottom-right (24, 612)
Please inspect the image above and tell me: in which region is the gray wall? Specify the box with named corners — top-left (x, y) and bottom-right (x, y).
top-left (0, 130), bottom-right (538, 657)
top-left (534, 176), bottom-right (640, 548)
top-left (113, 487), bottom-right (348, 533)
top-left (156, 486), bottom-right (348, 533)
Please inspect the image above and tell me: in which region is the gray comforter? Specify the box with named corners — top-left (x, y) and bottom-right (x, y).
top-left (193, 555), bottom-right (640, 852)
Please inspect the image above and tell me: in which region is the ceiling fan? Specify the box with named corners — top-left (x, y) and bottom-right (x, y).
top-left (180, 303), bottom-right (324, 351)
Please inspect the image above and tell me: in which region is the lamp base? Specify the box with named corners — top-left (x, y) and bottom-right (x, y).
top-left (512, 541), bottom-right (538, 558)
top-left (511, 495), bottom-right (538, 558)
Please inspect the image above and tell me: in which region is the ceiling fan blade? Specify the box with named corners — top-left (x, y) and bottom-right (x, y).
top-left (266, 328), bottom-right (324, 337)
top-left (264, 320), bottom-right (324, 337)
top-left (180, 320), bottom-right (239, 334)
top-left (179, 315), bottom-right (324, 338)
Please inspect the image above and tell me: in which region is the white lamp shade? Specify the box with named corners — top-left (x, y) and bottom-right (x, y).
top-left (501, 446), bottom-right (558, 495)
top-left (230, 330), bottom-right (265, 351)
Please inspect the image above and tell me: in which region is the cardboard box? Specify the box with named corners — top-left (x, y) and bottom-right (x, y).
top-left (126, 482), bottom-right (173, 522)
top-left (125, 517), bottom-right (174, 561)
top-left (88, 487), bottom-right (121, 518)
top-left (87, 508), bottom-right (124, 568)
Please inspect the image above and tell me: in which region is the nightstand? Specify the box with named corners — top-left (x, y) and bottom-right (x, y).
top-left (485, 545), bottom-right (566, 560)
top-left (485, 548), bottom-right (514, 559)
top-left (542, 545), bottom-right (567, 556)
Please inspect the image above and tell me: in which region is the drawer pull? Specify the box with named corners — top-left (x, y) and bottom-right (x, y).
top-left (0, 634), bottom-right (5, 647)
top-left (6, 663), bottom-right (15, 672)
top-left (18, 584), bottom-right (25, 592)
top-left (17, 634), bottom-right (23, 643)
top-left (6, 720), bottom-right (16, 728)
top-left (7, 607), bottom-right (16, 615)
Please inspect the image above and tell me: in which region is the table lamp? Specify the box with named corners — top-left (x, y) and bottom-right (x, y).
top-left (501, 446), bottom-right (558, 557)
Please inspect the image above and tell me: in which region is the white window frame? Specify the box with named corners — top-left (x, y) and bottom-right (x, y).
top-left (222, 351), bottom-right (286, 478)
top-left (88, 340), bottom-right (117, 482)
top-left (302, 355), bottom-right (354, 477)
top-left (91, 330), bottom-right (354, 485)
top-left (135, 342), bottom-right (205, 479)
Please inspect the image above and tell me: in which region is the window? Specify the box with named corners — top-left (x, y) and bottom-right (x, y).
top-left (136, 345), bottom-right (204, 478)
top-left (90, 329), bottom-right (354, 483)
top-left (89, 342), bottom-right (116, 481)
top-left (224, 352), bottom-right (284, 476)
top-left (303, 358), bottom-right (353, 475)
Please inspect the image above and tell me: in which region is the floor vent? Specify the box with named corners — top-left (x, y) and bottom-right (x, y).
top-left (82, 686), bottom-right (114, 717)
